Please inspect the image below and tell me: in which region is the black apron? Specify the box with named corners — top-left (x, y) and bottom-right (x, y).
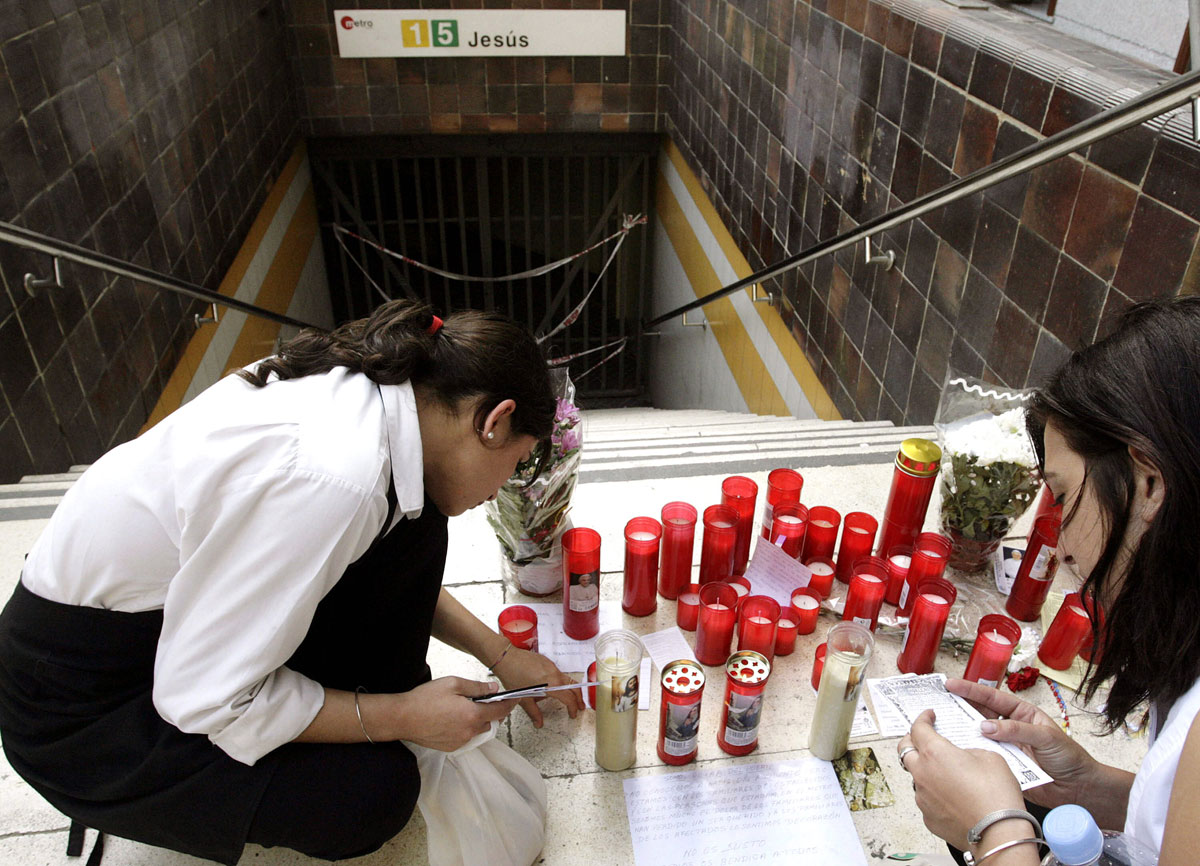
top-left (0, 488), bottom-right (448, 866)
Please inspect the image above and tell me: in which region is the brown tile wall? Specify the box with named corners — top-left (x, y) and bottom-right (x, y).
top-left (285, 0), bottom-right (668, 136)
top-left (0, 0), bottom-right (299, 482)
top-left (664, 0), bottom-right (1200, 425)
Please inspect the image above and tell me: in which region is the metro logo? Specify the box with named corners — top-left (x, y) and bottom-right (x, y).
top-left (400, 18), bottom-right (459, 47)
top-left (340, 16), bottom-right (373, 30)
top-left (340, 15), bottom-right (354, 30)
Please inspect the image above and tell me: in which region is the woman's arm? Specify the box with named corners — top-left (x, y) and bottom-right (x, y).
top-left (1159, 711), bottom-right (1200, 865)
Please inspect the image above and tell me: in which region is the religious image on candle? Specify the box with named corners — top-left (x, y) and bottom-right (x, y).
top-left (568, 569), bottom-right (600, 612)
top-left (724, 691), bottom-right (763, 746)
top-left (665, 701), bottom-right (701, 749)
top-left (612, 671), bottom-right (639, 712)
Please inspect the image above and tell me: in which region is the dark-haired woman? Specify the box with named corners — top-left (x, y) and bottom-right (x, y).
top-left (897, 296), bottom-right (1200, 866)
top-left (0, 299), bottom-right (581, 864)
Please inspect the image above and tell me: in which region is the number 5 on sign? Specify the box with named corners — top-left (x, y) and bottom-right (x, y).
top-left (432, 19), bottom-right (458, 46)
top-left (400, 18), bottom-right (458, 48)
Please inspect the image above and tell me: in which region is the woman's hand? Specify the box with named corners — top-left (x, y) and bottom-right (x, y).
top-left (494, 647), bottom-right (583, 727)
top-left (392, 677), bottom-right (517, 752)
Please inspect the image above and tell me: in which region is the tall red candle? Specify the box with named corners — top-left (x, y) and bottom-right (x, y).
top-left (658, 502), bottom-right (697, 600)
top-left (622, 516), bottom-right (662, 616)
top-left (657, 660), bottom-right (705, 766)
top-left (835, 512), bottom-right (879, 584)
top-left (883, 545), bottom-right (913, 606)
top-left (760, 468), bottom-right (803, 539)
top-left (695, 582), bottom-right (738, 666)
top-left (717, 651), bottom-right (771, 756)
top-left (803, 556), bottom-right (836, 599)
top-left (1006, 515), bottom-right (1061, 622)
top-left (897, 577), bottom-right (957, 674)
top-left (676, 582), bottom-right (702, 631)
top-left (790, 586), bottom-right (822, 635)
top-left (842, 556), bottom-right (889, 630)
top-left (801, 506), bottom-right (841, 562)
top-left (699, 504), bottom-right (738, 585)
top-left (963, 614), bottom-right (1021, 686)
top-left (767, 503), bottom-right (808, 558)
top-left (561, 527), bottom-right (601, 640)
top-left (876, 438), bottom-right (942, 559)
top-left (737, 595), bottom-right (781, 662)
top-left (721, 475), bottom-right (759, 576)
top-left (1038, 593), bottom-right (1091, 670)
top-left (898, 533), bottom-right (952, 616)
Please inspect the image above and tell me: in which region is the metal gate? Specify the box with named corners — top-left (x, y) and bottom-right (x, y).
top-left (310, 134), bottom-right (657, 398)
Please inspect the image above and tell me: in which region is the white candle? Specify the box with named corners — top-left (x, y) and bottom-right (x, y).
top-left (779, 618), bottom-right (796, 629)
top-left (505, 619), bottom-right (534, 633)
top-left (1068, 605), bottom-right (1086, 617)
top-left (889, 554), bottom-right (912, 568)
top-left (679, 592), bottom-right (700, 605)
top-left (748, 615), bottom-right (772, 625)
top-left (730, 583), bottom-right (749, 597)
top-left (666, 517), bottom-right (692, 526)
top-left (812, 519), bottom-right (834, 529)
top-left (808, 650), bottom-right (866, 760)
top-left (855, 574), bottom-right (883, 584)
top-left (808, 561), bottom-right (835, 576)
top-left (848, 526), bottom-right (870, 534)
top-left (712, 520), bottom-right (734, 528)
top-left (595, 663), bottom-right (638, 771)
top-left (628, 531), bottom-right (657, 542)
top-left (923, 594), bottom-right (948, 605)
top-left (777, 514), bottom-right (803, 525)
top-left (986, 630), bottom-right (1012, 646)
top-left (708, 603), bottom-right (730, 611)
top-left (793, 595), bottom-right (819, 610)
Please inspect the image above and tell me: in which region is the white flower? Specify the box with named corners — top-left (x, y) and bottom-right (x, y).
top-left (941, 409), bottom-right (1037, 468)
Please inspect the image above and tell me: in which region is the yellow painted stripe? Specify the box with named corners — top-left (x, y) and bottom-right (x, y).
top-left (141, 141), bottom-right (309, 432)
top-left (662, 139), bottom-right (840, 420)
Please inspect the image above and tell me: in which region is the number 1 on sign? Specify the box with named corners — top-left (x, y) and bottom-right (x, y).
top-left (400, 18), bottom-right (458, 48)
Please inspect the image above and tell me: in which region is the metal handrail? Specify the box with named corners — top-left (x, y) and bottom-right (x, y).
top-left (0, 220), bottom-right (323, 331)
top-left (645, 67), bottom-right (1200, 329)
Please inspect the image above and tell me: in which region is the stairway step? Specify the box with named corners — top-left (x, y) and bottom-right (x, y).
top-left (18, 471), bottom-right (84, 483)
top-left (582, 419), bottom-right (904, 445)
top-left (579, 442), bottom-right (907, 482)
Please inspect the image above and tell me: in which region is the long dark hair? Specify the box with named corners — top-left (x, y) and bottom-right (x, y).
top-left (1026, 296), bottom-right (1200, 730)
top-left (239, 299), bottom-right (555, 441)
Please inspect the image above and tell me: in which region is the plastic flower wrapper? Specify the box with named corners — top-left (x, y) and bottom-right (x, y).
top-left (486, 367), bottom-right (582, 596)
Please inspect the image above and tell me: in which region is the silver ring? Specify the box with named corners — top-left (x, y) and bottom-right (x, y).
top-left (898, 745), bottom-right (918, 771)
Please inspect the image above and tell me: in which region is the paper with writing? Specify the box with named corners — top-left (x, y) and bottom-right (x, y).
top-left (742, 538), bottom-right (813, 606)
top-left (528, 602), bottom-right (624, 672)
top-left (639, 626), bottom-right (697, 672)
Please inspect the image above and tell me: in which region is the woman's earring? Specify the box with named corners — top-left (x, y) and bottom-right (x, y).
top-left (486, 431), bottom-right (495, 440)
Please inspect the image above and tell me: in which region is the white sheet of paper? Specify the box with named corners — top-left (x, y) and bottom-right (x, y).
top-left (866, 674), bottom-right (1052, 790)
top-left (622, 758), bottom-right (867, 866)
top-left (742, 537), bottom-right (813, 606)
top-left (639, 626), bottom-right (697, 672)
top-left (528, 602), bottom-right (624, 672)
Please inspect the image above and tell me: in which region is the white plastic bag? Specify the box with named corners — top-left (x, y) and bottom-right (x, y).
top-left (405, 722), bottom-right (547, 866)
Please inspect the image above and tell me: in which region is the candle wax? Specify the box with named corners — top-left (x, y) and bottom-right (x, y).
top-left (923, 594), bottom-right (948, 605)
top-left (779, 618), bottom-right (796, 629)
top-left (777, 514), bottom-right (803, 525)
top-left (812, 520), bottom-right (834, 528)
top-left (855, 574), bottom-right (883, 584)
top-left (505, 619), bottom-right (534, 633)
top-left (712, 521), bottom-right (734, 528)
top-left (1068, 605), bottom-right (1086, 616)
top-left (808, 652), bottom-right (863, 760)
top-left (748, 616), bottom-right (772, 625)
top-left (679, 592), bottom-right (700, 605)
top-left (730, 584), bottom-right (749, 597)
top-left (809, 562), bottom-right (835, 575)
top-left (708, 603), bottom-right (730, 611)
top-left (890, 554), bottom-right (912, 567)
top-left (986, 630), bottom-right (1012, 646)
top-left (848, 526), bottom-right (870, 534)
top-left (595, 666), bottom-right (638, 771)
top-left (666, 518), bottom-right (692, 525)
top-left (793, 595), bottom-right (819, 610)
top-left (628, 531), bottom-right (658, 542)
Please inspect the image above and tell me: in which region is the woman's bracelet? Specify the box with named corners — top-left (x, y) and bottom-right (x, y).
top-left (486, 643), bottom-right (511, 675)
top-left (354, 686), bottom-right (376, 744)
top-left (962, 837), bottom-right (1048, 865)
top-left (968, 809), bottom-right (1043, 845)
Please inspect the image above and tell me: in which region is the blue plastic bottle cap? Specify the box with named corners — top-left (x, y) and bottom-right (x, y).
top-left (1044, 804), bottom-right (1104, 865)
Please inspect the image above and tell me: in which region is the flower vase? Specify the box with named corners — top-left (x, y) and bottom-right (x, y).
top-left (942, 523), bottom-right (1005, 573)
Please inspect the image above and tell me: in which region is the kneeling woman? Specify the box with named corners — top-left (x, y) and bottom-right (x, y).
top-left (0, 299), bottom-right (580, 864)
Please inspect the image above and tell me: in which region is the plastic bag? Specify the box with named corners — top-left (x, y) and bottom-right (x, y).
top-left (406, 722), bottom-right (547, 866)
top-left (498, 522), bottom-right (567, 596)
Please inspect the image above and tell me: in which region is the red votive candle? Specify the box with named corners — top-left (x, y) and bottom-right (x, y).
top-left (790, 586), bottom-right (822, 635)
top-left (658, 660), bottom-right (705, 765)
top-left (737, 595), bottom-right (781, 662)
top-left (801, 506), bottom-right (841, 562)
top-left (695, 582), bottom-right (738, 666)
top-left (963, 614), bottom-right (1022, 686)
top-left (804, 556), bottom-right (836, 599)
top-left (1038, 593), bottom-right (1092, 670)
top-left (721, 475), bottom-right (759, 576)
top-left (498, 605), bottom-right (539, 652)
top-left (775, 616), bottom-right (798, 656)
top-left (898, 533), bottom-right (952, 616)
top-left (1006, 515), bottom-right (1061, 622)
top-left (1079, 592), bottom-right (1105, 663)
top-left (876, 438), bottom-right (942, 560)
top-left (676, 582), bottom-right (702, 631)
top-left (811, 642), bottom-right (827, 691)
top-left (768, 503), bottom-right (809, 558)
top-left (622, 516), bottom-right (662, 617)
top-left (728, 575), bottom-right (752, 616)
top-left (561, 527), bottom-right (601, 640)
top-left (717, 650), bottom-right (771, 756)
top-left (699, 504), bottom-right (738, 584)
top-left (659, 502), bottom-right (697, 600)
top-left (835, 512), bottom-right (879, 584)
top-left (842, 557), bottom-right (889, 630)
top-left (760, 468), bottom-right (804, 539)
top-left (884, 545), bottom-right (913, 606)
top-left (897, 577), bottom-right (958, 674)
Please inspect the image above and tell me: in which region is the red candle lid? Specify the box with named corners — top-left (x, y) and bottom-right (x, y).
top-left (896, 438), bottom-right (942, 476)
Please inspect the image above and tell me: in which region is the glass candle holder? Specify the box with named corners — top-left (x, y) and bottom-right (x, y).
top-left (1006, 515), bottom-right (1061, 622)
top-left (721, 475), bottom-right (759, 576)
top-left (699, 504), bottom-right (739, 585)
top-left (811, 642), bottom-right (827, 691)
top-left (1038, 593), bottom-right (1092, 670)
top-left (659, 502), bottom-right (697, 600)
top-left (728, 575), bottom-right (752, 616)
top-left (790, 586), bottom-right (822, 635)
top-left (897, 577), bottom-right (958, 675)
top-left (809, 621), bottom-right (874, 761)
top-left (657, 660), bottom-right (705, 766)
top-left (562, 527), bottom-right (601, 640)
top-left (695, 582), bottom-right (738, 666)
top-left (835, 512), bottom-right (879, 584)
top-left (1079, 592), bottom-right (1105, 664)
top-left (800, 506), bottom-right (841, 562)
top-left (774, 615), bottom-right (798, 656)
top-left (876, 438), bottom-right (942, 560)
top-left (767, 503), bottom-right (809, 558)
top-left (594, 629), bottom-right (643, 771)
top-left (803, 556), bottom-right (837, 599)
top-left (676, 582), bottom-right (702, 631)
top-left (898, 533), bottom-right (952, 616)
top-left (963, 613), bottom-right (1022, 686)
top-left (883, 545), bottom-right (913, 606)
top-left (842, 556), bottom-right (889, 631)
top-left (737, 595), bottom-right (781, 662)
top-left (497, 605), bottom-right (539, 652)
top-left (622, 516), bottom-right (662, 617)
top-left (760, 468), bottom-right (804, 539)
top-left (717, 650), bottom-right (771, 756)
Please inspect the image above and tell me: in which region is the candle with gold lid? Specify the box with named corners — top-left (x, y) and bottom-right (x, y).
top-left (876, 438), bottom-right (942, 560)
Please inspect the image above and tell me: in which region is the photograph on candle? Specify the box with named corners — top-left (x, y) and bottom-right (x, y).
top-left (568, 569), bottom-right (600, 612)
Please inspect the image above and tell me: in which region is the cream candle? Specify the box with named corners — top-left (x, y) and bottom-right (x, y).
top-left (793, 594), bottom-right (819, 610)
top-left (809, 561), bottom-right (834, 576)
top-left (594, 629), bottom-right (643, 771)
top-left (809, 622), bottom-right (873, 761)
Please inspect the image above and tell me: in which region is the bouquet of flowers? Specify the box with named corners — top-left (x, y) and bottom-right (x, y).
top-left (936, 376), bottom-right (1040, 572)
top-left (486, 367), bottom-right (582, 595)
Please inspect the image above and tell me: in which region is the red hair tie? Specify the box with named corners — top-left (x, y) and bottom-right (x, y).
top-left (427, 315), bottom-right (443, 336)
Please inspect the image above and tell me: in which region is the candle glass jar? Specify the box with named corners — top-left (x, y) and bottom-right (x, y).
top-left (622, 516), bottom-right (662, 617)
top-left (760, 468), bottom-right (804, 539)
top-left (658, 660), bottom-right (705, 765)
top-left (728, 575), bottom-right (751, 617)
top-left (676, 581), bottom-right (702, 631)
top-left (963, 614), bottom-right (1022, 686)
top-left (803, 556), bottom-right (837, 599)
top-left (897, 578), bottom-right (958, 674)
top-left (1006, 515), bottom-right (1061, 622)
top-left (699, 504), bottom-right (739, 585)
top-left (737, 595), bottom-right (781, 662)
top-left (883, 545), bottom-right (913, 606)
top-left (768, 503), bottom-right (809, 558)
top-left (658, 502), bottom-right (697, 600)
top-left (717, 650), bottom-right (771, 756)
top-left (842, 557), bottom-right (889, 631)
top-left (497, 604), bottom-right (539, 652)
top-left (800, 506), bottom-right (841, 562)
top-left (791, 586), bottom-right (822, 635)
top-left (876, 438), bottom-right (942, 560)
top-left (835, 512), bottom-right (879, 584)
top-left (774, 616), bottom-right (798, 656)
top-left (695, 582), bottom-right (738, 666)
top-left (1038, 593), bottom-right (1091, 670)
top-left (721, 475), bottom-right (759, 576)
top-left (898, 533), bottom-right (952, 616)
top-left (594, 629), bottom-right (644, 771)
top-left (562, 527), bottom-right (601, 640)
top-left (809, 622), bottom-right (874, 761)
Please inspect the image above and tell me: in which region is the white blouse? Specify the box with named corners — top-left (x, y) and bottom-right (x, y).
top-left (22, 367), bottom-right (427, 766)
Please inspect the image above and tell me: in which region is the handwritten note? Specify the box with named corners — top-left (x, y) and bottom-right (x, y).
top-left (622, 758), bottom-right (868, 866)
top-left (528, 602), bottom-right (625, 672)
top-left (742, 537), bottom-right (813, 606)
top-left (639, 626), bottom-right (697, 672)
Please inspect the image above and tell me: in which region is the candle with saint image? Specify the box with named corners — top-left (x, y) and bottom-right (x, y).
top-left (775, 616), bottom-right (798, 656)
top-left (737, 595), bottom-right (781, 662)
top-left (721, 475), bottom-right (759, 576)
top-left (803, 556), bottom-right (836, 599)
top-left (1006, 515), bottom-right (1061, 622)
top-left (769, 503), bottom-right (809, 558)
top-left (676, 582), bottom-right (702, 631)
top-left (658, 502), bottom-right (697, 600)
top-left (963, 614), bottom-right (1022, 685)
top-left (561, 527), bottom-right (601, 639)
top-left (800, 506), bottom-right (841, 562)
top-left (594, 629), bottom-right (643, 771)
top-left (897, 533), bottom-right (952, 616)
top-left (760, 468), bottom-right (804, 539)
top-left (497, 605), bottom-right (539, 652)
top-left (695, 582), bottom-right (739, 665)
top-left (718, 651), bottom-right (771, 756)
top-left (896, 577), bottom-right (958, 674)
top-left (699, 504), bottom-right (739, 584)
top-left (841, 556), bottom-right (889, 631)
top-left (790, 586), bottom-right (822, 635)
top-left (622, 516), bottom-right (662, 617)
top-left (1038, 592), bottom-right (1092, 670)
top-left (835, 512), bottom-right (878, 583)
top-left (809, 621), bottom-right (874, 761)
top-left (884, 545), bottom-right (912, 606)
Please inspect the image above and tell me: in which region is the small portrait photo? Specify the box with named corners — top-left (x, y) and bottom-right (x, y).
top-left (568, 569), bottom-right (599, 612)
top-left (665, 701), bottom-right (701, 742)
top-left (612, 673), bottom-right (638, 712)
top-left (725, 692), bottom-right (762, 732)
top-left (993, 540), bottom-right (1027, 595)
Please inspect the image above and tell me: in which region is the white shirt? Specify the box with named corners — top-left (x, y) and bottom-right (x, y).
top-left (1125, 674), bottom-right (1200, 852)
top-left (22, 367), bottom-right (427, 766)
